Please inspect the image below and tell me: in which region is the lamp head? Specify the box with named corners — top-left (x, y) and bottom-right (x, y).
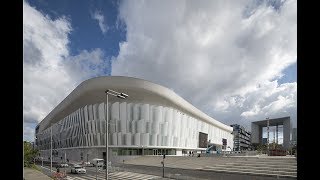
top-left (117, 95), bottom-right (126, 99)
top-left (120, 92), bottom-right (129, 97)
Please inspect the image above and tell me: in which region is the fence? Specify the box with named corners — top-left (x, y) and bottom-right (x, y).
top-left (268, 149), bottom-right (287, 156)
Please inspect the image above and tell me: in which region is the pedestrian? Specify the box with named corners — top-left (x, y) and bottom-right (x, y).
top-left (192, 152), bottom-right (194, 156)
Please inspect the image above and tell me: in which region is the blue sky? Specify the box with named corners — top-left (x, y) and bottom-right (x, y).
top-left (26, 0), bottom-right (126, 75)
top-left (278, 62), bottom-right (297, 84)
top-left (23, 0), bottom-right (296, 142)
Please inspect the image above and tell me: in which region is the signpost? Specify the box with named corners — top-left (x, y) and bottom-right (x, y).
top-left (162, 154), bottom-right (165, 178)
top-left (96, 164), bottom-right (98, 180)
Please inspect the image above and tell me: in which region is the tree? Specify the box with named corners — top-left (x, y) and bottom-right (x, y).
top-left (24, 141), bottom-right (39, 167)
top-left (256, 144), bottom-right (267, 154)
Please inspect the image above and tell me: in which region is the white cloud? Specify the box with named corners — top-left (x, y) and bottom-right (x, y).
top-left (239, 81), bottom-right (297, 126)
top-left (23, 1), bottom-right (108, 141)
top-left (113, 0), bottom-right (297, 129)
top-left (24, 125), bottom-right (35, 142)
top-left (92, 10), bottom-right (108, 34)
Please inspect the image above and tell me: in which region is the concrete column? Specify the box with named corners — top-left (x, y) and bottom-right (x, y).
top-left (251, 123), bottom-right (260, 144)
top-left (283, 118), bottom-right (291, 149)
top-left (276, 124), bottom-right (278, 144)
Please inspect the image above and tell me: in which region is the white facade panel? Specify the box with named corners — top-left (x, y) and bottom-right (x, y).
top-left (98, 103), bottom-right (105, 120)
top-left (127, 103), bottom-right (133, 121)
top-left (141, 133), bottom-right (149, 146)
top-left (141, 104), bottom-right (149, 121)
top-left (137, 120), bottom-right (145, 133)
top-left (124, 133), bottom-right (132, 146)
top-left (120, 102), bottom-right (127, 133)
top-left (88, 105), bottom-right (93, 120)
top-left (134, 133), bottom-right (140, 146)
top-left (111, 102), bottom-right (119, 121)
top-left (112, 133), bottom-right (117, 145)
top-left (150, 134), bottom-right (157, 146)
top-left (131, 120), bottom-right (137, 134)
top-left (133, 104), bottom-right (140, 121)
top-left (37, 78), bottom-right (233, 152)
top-left (93, 103), bottom-right (99, 120)
top-left (117, 132), bottom-right (122, 146)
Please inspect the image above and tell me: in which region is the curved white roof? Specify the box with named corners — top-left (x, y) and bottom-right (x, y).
top-left (38, 76), bottom-right (233, 133)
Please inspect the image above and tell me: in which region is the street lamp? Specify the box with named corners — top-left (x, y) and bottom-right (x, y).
top-left (105, 89), bottom-right (129, 180)
top-left (35, 132), bottom-right (44, 166)
top-left (50, 122), bottom-right (63, 174)
top-left (266, 117), bottom-right (269, 155)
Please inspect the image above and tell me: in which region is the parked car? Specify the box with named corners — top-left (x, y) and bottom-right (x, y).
top-left (70, 164), bottom-right (86, 174)
top-left (90, 158), bottom-right (104, 167)
top-left (60, 163), bottom-right (69, 168)
top-left (102, 161), bottom-right (112, 169)
top-left (83, 161), bottom-right (91, 167)
top-left (56, 163), bottom-right (68, 168)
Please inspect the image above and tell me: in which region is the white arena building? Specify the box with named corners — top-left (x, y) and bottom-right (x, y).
top-left (35, 76), bottom-right (233, 163)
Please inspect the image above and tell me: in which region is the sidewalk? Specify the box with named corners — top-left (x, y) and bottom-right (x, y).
top-left (24, 167), bottom-right (52, 180)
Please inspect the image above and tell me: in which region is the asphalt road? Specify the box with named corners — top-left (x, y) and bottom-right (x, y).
top-left (37, 161), bottom-right (296, 180)
top-left (39, 163), bottom-right (104, 177)
top-left (119, 164), bottom-right (296, 180)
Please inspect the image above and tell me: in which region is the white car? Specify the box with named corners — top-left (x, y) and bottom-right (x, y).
top-left (90, 158), bottom-right (104, 167)
top-left (60, 163), bottom-right (68, 168)
top-left (71, 165), bottom-right (86, 174)
top-left (83, 162), bottom-right (91, 167)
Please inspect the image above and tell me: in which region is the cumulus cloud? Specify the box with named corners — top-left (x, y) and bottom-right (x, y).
top-left (113, 0), bottom-right (297, 128)
top-left (23, 0), bottom-right (109, 140)
top-left (24, 125), bottom-right (35, 142)
top-left (92, 10), bottom-right (108, 34)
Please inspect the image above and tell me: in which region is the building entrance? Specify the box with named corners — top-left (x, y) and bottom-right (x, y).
top-left (153, 149), bottom-right (158, 155)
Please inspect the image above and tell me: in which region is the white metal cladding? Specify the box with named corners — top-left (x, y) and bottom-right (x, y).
top-left (38, 77), bottom-right (233, 133)
top-left (36, 102), bottom-right (233, 150)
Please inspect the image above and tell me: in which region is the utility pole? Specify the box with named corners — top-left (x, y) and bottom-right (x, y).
top-left (273, 128), bottom-right (276, 149)
top-left (276, 125), bottom-right (278, 145)
top-left (96, 164), bottom-right (98, 180)
top-left (238, 130), bottom-right (240, 152)
top-left (105, 91), bottom-right (109, 180)
top-left (266, 117), bottom-right (269, 155)
top-left (64, 151), bottom-right (66, 175)
top-left (50, 126), bottom-right (53, 174)
top-left (105, 89), bottom-right (129, 180)
top-left (162, 154), bottom-right (165, 178)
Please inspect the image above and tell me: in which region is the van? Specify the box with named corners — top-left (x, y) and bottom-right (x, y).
top-left (90, 158), bottom-right (104, 167)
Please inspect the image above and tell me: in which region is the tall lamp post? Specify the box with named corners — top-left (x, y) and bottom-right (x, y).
top-left (105, 89), bottom-right (129, 180)
top-left (266, 117), bottom-right (269, 155)
top-left (50, 122), bottom-right (63, 174)
top-left (35, 132), bottom-right (44, 166)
